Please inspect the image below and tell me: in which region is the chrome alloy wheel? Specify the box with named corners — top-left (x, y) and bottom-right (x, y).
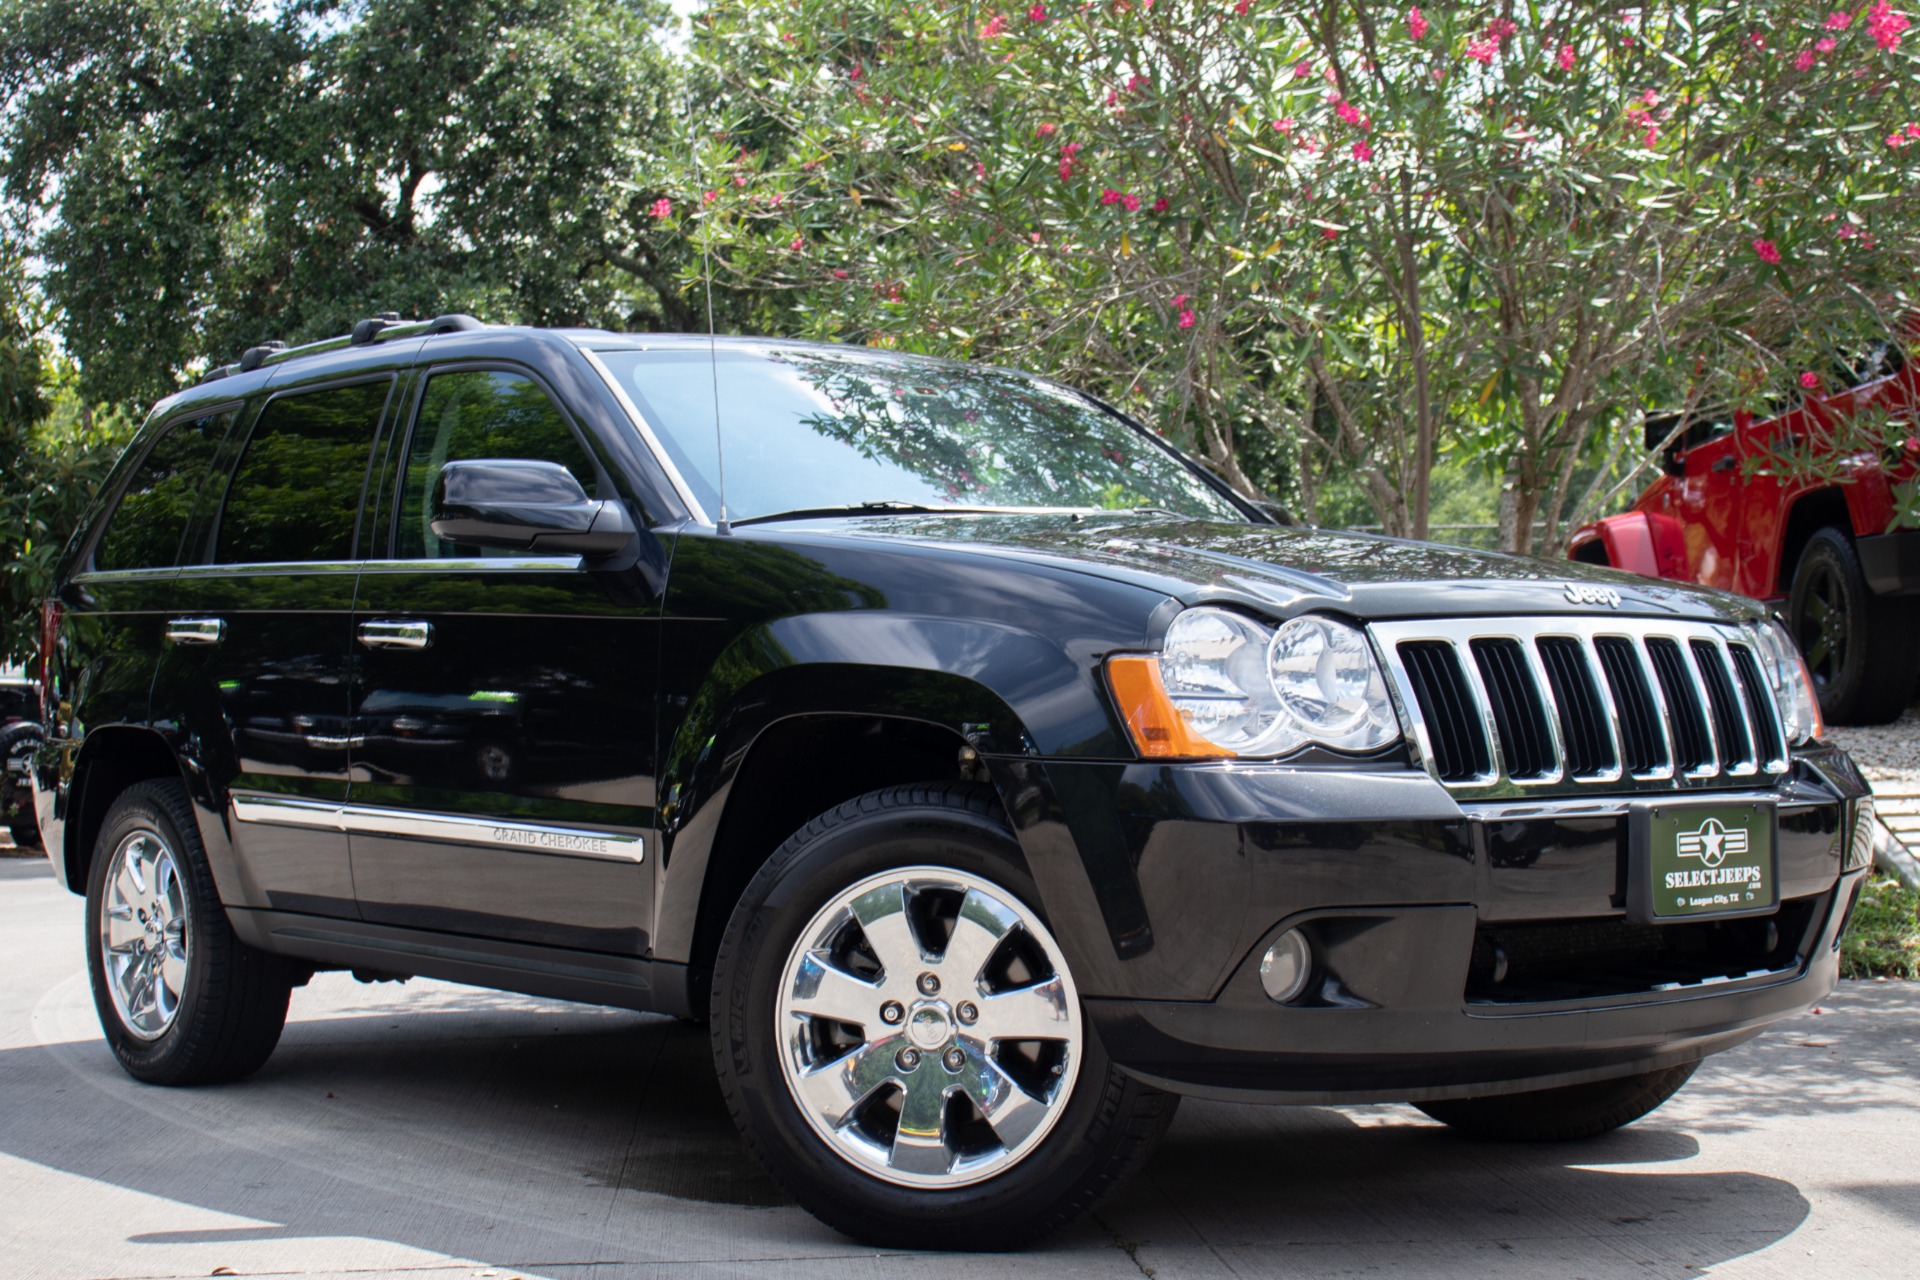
top-left (775, 866), bottom-right (1083, 1188)
top-left (99, 829), bottom-right (191, 1041)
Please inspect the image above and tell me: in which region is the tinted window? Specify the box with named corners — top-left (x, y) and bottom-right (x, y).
top-left (598, 347), bottom-right (1245, 523)
top-left (395, 369), bottom-right (599, 559)
top-left (215, 381), bottom-right (390, 565)
top-left (94, 407), bottom-right (236, 571)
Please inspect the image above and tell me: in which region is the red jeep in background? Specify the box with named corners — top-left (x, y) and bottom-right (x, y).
top-left (1569, 344), bottom-right (1920, 725)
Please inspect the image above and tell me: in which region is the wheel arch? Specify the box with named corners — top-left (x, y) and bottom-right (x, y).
top-left (62, 726), bottom-right (190, 898)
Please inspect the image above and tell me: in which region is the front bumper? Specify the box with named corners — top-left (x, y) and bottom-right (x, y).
top-left (1002, 743), bottom-right (1871, 1105)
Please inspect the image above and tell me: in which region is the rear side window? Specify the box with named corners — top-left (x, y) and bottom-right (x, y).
top-left (395, 369), bottom-right (599, 559)
top-left (94, 407), bottom-right (237, 571)
top-left (215, 380), bottom-right (392, 565)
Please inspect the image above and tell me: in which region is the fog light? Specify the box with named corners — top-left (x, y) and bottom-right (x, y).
top-left (1258, 928), bottom-right (1313, 1004)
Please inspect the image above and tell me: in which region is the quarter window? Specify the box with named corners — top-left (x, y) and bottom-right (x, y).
top-left (215, 381), bottom-right (391, 565)
top-left (395, 370), bottom-right (599, 559)
top-left (94, 408), bottom-right (237, 571)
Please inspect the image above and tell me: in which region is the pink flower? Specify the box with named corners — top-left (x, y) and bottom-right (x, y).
top-left (1036, 121), bottom-right (1057, 136)
top-left (702, 189), bottom-right (718, 204)
top-left (1556, 43), bottom-right (1576, 70)
top-left (1028, 2), bottom-right (1047, 19)
top-left (649, 197), bottom-right (672, 218)
top-left (1486, 17), bottom-right (1517, 42)
top-left (1641, 89), bottom-right (1659, 105)
top-left (1909, 122), bottom-right (1920, 135)
top-left (1869, 1), bottom-right (1910, 49)
top-left (1817, 36), bottom-right (1838, 51)
top-left (1826, 10), bottom-right (1853, 28)
top-left (1801, 371), bottom-right (1824, 390)
top-left (1234, 0), bottom-right (1251, 14)
top-left (1351, 139), bottom-right (1374, 161)
top-left (1752, 238), bottom-right (1782, 264)
top-left (831, 268), bottom-right (850, 279)
top-left (1321, 226), bottom-right (1339, 239)
top-left (1172, 294), bottom-right (1190, 306)
top-left (1126, 73), bottom-right (1151, 92)
top-left (1334, 98), bottom-right (1363, 126)
top-left (1177, 309), bottom-right (1196, 329)
top-left (981, 12), bottom-right (1008, 38)
top-left (1100, 187), bottom-right (1123, 204)
top-left (1271, 117), bottom-right (1295, 133)
top-left (1293, 61), bottom-right (1313, 77)
top-left (1407, 6), bottom-right (1428, 40)
top-left (1840, 224), bottom-right (1858, 239)
top-left (1796, 48), bottom-right (1816, 69)
top-left (1887, 130), bottom-right (1910, 147)
top-left (1122, 193), bottom-right (1141, 211)
top-left (1466, 36), bottom-right (1498, 62)
top-left (1151, 196), bottom-right (1169, 212)
top-left (789, 236), bottom-right (804, 251)
top-left (1748, 32), bottom-right (1766, 48)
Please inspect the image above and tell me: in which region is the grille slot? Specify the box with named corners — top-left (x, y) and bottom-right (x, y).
top-left (1730, 645), bottom-right (1785, 765)
top-left (1538, 636), bottom-right (1617, 778)
top-left (1646, 638), bottom-right (1713, 772)
top-left (1375, 617), bottom-right (1788, 797)
top-left (1397, 641), bottom-right (1491, 782)
top-left (1691, 639), bottom-right (1754, 770)
top-left (1594, 636), bottom-right (1666, 775)
top-left (1470, 639), bottom-right (1555, 779)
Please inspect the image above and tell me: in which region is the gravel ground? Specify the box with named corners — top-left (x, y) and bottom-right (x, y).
top-left (1823, 707), bottom-right (1920, 788)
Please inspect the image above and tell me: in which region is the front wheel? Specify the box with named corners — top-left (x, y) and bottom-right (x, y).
top-left (1787, 527), bottom-right (1920, 725)
top-left (711, 783), bottom-right (1176, 1250)
top-left (85, 780), bottom-right (294, 1084)
top-left (1414, 1060), bottom-right (1699, 1142)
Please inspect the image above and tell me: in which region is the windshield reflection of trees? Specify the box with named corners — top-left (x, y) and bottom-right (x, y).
top-left (776, 351), bottom-right (1240, 517)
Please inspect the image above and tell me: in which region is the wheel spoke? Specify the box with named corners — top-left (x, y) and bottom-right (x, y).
top-left (888, 1071), bottom-right (953, 1176)
top-left (1806, 636), bottom-right (1832, 668)
top-left (849, 881), bottom-right (926, 978)
top-left (939, 888), bottom-right (1019, 992)
top-left (955, 1046), bottom-right (1051, 1150)
top-left (978, 976), bottom-right (1073, 1042)
top-left (791, 1041), bottom-right (894, 1129)
top-left (788, 951), bottom-right (884, 1025)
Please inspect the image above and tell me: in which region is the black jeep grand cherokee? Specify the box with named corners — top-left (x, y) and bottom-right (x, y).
top-left (31, 316), bottom-right (1871, 1249)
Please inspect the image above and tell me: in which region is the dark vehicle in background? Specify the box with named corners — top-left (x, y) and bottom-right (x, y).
top-left (1569, 344), bottom-right (1920, 724)
top-left (30, 317), bottom-right (1871, 1249)
top-left (2, 663), bottom-right (42, 847)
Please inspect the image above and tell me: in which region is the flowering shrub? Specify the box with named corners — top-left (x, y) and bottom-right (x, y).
top-left (680, 0), bottom-right (1920, 548)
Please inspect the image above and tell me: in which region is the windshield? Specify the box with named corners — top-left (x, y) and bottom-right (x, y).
top-left (596, 345), bottom-right (1247, 524)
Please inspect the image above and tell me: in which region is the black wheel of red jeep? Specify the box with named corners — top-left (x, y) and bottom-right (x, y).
top-left (85, 780), bottom-right (294, 1085)
top-left (710, 782), bottom-right (1177, 1251)
top-left (1787, 527), bottom-right (1919, 725)
top-left (1414, 1061), bottom-right (1699, 1142)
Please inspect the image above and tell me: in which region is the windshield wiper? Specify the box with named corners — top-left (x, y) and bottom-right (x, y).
top-left (731, 501), bottom-right (1072, 527)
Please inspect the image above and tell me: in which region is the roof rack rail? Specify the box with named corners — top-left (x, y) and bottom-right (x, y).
top-left (196, 313), bottom-right (493, 386)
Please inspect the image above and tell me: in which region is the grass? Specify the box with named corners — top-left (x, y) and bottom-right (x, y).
top-left (1840, 876), bottom-right (1920, 980)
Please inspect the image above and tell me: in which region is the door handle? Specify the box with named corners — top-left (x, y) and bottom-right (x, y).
top-left (1711, 456), bottom-right (1737, 473)
top-left (357, 620), bottom-right (434, 651)
top-left (165, 617), bottom-right (225, 645)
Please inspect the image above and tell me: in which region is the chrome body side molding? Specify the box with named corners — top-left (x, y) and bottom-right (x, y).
top-left (230, 794), bottom-right (645, 863)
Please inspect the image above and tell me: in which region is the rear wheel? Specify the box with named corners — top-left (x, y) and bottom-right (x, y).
top-left (85, 780), bottom-right (294, 1084)
top-left (711, 783), bottom-right (1176, 1250)
top-left (1787, 527), bottom-right (1920, 725)
top-left (2, 722), bottom-right (43, 849)
top-left (1415, 1061), bottom-right (1698, 1142)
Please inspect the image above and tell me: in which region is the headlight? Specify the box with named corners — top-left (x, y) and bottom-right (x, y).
top-left (1107, 607), bottom-right (1401, 758)
top-left (1754, 618), bottom-right (1822, 744)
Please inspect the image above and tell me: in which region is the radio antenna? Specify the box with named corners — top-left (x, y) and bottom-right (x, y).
top-left (703, 200), bottom-right (732, 536)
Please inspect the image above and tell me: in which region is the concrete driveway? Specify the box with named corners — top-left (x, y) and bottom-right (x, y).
top-left (2, 854), bottom-right (1916, 1280)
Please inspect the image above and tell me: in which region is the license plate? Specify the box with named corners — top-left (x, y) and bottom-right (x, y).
top-left (1627, 799), bottom-right (1778, 924)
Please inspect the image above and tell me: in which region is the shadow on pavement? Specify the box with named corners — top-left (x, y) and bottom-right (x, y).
top-left (0, 984), bottom-right (1821, 1272)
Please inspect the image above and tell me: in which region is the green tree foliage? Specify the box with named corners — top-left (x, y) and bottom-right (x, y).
top-left (0, 0), bottom-right (689, 405)
top-left (678, 0), bottom-right (1920, 551)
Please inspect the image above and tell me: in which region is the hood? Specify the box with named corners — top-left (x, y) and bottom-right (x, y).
top-left (774, 512), bottom-right (1760, 625)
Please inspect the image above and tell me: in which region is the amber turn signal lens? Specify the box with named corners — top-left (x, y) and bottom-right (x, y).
top-left (1106, 656), bottom-right (1235, 759)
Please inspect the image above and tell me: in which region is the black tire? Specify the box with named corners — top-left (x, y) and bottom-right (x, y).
top-left (1787, 526), bottom-right (1920, 725)
top-left (85, 779), bottom-right (294, 1085)
top-left (711, 782), bottom-right (1176, 1251)
top-left (1414, 1061), bottom-right (1699, 1142)
top-left (2, 721), bottom-right (44, 848)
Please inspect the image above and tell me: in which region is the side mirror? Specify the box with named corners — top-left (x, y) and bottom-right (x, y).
top-left (430, 459), bottom-right (635, 556)
top-left (1248, 499), bottom-right (1298, 527)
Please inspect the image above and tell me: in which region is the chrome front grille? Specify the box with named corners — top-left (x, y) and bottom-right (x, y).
top-left (1372, 618), bottom-right (1790, 798)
